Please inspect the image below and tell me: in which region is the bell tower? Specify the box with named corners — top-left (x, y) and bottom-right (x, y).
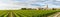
top-left (46, 4), bottom-right (48, 9)
top-left (45, 4), bottom-right (48, 10)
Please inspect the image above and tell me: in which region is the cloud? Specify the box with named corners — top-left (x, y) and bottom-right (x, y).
top-left (42, 4), bottom-right (60, 8)
top-left (56, 0), bottom-right (60, 1)
top-left (0, 0), bottom-right (60, 10)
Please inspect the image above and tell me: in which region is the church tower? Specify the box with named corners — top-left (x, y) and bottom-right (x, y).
top-left (46, 4), bottom-right (48, 9)
top-left (45, 4), bottom-right (48, 10)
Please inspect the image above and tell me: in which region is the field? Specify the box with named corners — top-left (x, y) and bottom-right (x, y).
top-left (0, 10), bottom-right (59, 17)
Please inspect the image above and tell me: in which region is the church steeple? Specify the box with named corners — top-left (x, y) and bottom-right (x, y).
top-left (46, 4), bottom-right (48, 8)
top-left (45, 3), bottom-right (48, 9)
top-left (45, 4), bottom-right (48, 10)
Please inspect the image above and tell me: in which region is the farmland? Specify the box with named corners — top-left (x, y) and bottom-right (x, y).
top-left (0, 10), bottom-right (59, 17)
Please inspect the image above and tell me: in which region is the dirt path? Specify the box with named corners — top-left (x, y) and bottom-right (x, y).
top-left (8, 12), bottom-right (15, 17)
top-left (48, 12), bottom-right (60, 17)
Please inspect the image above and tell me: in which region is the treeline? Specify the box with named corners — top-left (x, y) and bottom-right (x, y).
top-left (21, 8), bottom-right (37, 10)
top-left (20, 8), bottom-right (59, 10)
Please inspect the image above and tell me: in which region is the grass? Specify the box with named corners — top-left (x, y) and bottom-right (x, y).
top-left (14, 10), bottom-right (59, 17)
top-left (0, 10), bottom-right (59, 17)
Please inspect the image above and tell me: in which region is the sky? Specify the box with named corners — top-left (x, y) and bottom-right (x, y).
top-left (0, 0), bottom-right (60, 10)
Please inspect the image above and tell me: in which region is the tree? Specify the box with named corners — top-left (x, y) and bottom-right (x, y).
top-left (52, 8), bottom-right (56, 10)
top-left (21, 8), bottom-right (26, 10)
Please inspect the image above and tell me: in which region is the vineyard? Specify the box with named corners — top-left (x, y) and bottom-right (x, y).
top-left (0, 10), bottom-right (59, 17)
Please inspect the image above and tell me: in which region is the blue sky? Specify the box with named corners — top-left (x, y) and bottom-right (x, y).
top-left (13, 0), bottom-right (60, 8)
top-left (0, 0), bottom-right (60, 10)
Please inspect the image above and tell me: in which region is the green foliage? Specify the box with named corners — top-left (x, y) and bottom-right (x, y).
top-left (0, 10), bottom-right (59, 17)
top-left (21, 8), bottom-right (27, 10)
top-left (14, 10), bottom-right (58, 17)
